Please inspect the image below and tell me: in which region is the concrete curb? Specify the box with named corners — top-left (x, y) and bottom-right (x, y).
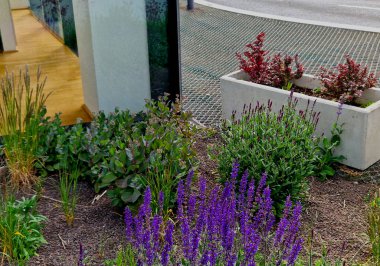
top-left (195, 0), bottom-right (380, 34)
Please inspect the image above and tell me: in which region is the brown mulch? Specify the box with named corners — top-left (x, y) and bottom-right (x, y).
top-left (303, 177), bottom-right (377, 263)
top-left (291, 85), bottom-right (363, 108)
top-left (28, 177), bottom-right (125, 266)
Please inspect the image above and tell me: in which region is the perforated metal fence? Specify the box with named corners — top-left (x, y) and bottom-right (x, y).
top-left (179, 1), bottom-right (380, 126)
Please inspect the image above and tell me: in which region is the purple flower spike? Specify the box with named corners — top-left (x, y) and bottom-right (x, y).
top-left (177, 180), bottom-right (185, 208)
top-left (185, 170), bottom-right (194, 192)
top-left (78, 243), bottom-right (85, 266)
top-left (246, 178), bottom-right (256, 210)
top-left (152, 215), bottom-right (162, 253)
top-left (124, 207), bottom-right (134, 244)
top-left (188, 194), bottom-right (196, 222)
top-left (231, 161), bottom-right (240, 184)
top-left (287, 238), bottom-right (304, 265)
top-left (143, 187), bottom-right (152, 218)
top-left (238, 170), bottom-right (249, 212)
top-left (158, 191), bottom-right (164, 215)
top-left (161, 221), bottom-right (174, 266)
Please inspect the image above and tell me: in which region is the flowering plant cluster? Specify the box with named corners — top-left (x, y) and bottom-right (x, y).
top-left (123, 162), bottom-right (303, 265)
top-left (215, 97), bottom-right (319, 214)
top-left (318, 56), bottom-right (378, 104)
top-left (236, 32), bottom-right (304, 88)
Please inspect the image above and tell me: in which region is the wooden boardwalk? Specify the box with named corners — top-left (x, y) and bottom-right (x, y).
top-left (0, 9), bottom-right (91, 125)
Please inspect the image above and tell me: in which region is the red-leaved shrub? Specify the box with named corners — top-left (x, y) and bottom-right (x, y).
top-left (318, 56), bottom-right (378, 104)
top-left (236, 32), bottom-right (304, 88)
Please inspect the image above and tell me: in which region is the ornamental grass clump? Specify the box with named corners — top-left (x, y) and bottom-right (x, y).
top-left (318, 55), bottom-right (377, 105)
top-left (215, 97), bottom-right (319, 214)
top-left (123, 162), bottom-right (303, 265)
top-left (0, 67), bottom-right (50, 188)
top-left (236, 32), bottom-right (304, 89)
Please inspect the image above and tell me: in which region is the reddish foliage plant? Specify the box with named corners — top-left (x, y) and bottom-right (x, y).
top-left (318, 56), bottom-right (378, 104)
top-left (236, 32), bottom-right (304, 88)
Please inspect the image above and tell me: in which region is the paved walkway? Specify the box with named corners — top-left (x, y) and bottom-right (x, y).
top-left (0, 10), bottom-right (90, 125)
top-left (179, 1), bottom-right (380, 126)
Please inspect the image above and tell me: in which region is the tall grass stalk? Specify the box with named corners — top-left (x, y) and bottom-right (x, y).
top-left (368, 189), bottom-right (380, 265)
top-left (59, 163), bottom-right (80, 226)
top-left (0, 67), bottom-right (49, 188)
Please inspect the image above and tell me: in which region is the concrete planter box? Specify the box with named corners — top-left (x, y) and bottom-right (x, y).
top-left (221, 70), bottom-right (380, 170)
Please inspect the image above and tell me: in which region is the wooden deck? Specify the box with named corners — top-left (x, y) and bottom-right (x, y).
top-left (0, 9), bottom-right (91, 125)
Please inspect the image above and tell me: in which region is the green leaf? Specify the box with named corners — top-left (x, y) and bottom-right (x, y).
top-left (101, 172), bottom-right (117, 185)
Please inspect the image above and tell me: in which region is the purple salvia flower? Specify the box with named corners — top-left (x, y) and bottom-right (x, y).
top-left (244, 228), bottom-right (260, 266)
top-left (200, 250), bottom-right (209, 265)
top-left (274, 216), bottom-right (289, 247)
top-left (135, 211), bottom-right (145, 246)
top-left (177, 180), bottom-right (185, 207)
top-left (190, 177), bottom-right (208, 261)
top-left (143, 187), bottom-right (152, 224)
top-left (246, 178), bottom-right (255, 211)
top-left (256, 172), bottom-right (267, 203)
top-left (161, 221), bottom-right (174, 266)
top-left (266, 212), bottom-right (276, 234)
top-left (124, 207), bottom-right (134, 245)
top-left (224, 227), bottom-right (236, 266)
top-left (206, 191), bottom-right (219, 266)
top-left (253, 186), bottom-right (273, 232)
top-left (181, 216), bottom-right (191, 259)
top-left (230, 160), bottom-right (240, 184)
top-left (287, 238), bottom-right (303, 266)
top-left (274, 196), bottom-right (292, 246)
top-left (152, 214), bottom-right (162, 253)
top-left (188, 194), bottom-right (196, 222)
top-left (238, 170), bottom-right (249, 212)
top-left (283, 201), bottom-right (303, 256)
top-left (143, 227), bottom-right (154, 266)
top-left (185, 170), bottom-right (194, 192)
top-left (78, 243), bottom-right (85, 266)
top-left (158, 191), bottom-right (164, 215)
top-left (283, 196), bottom-right (292, 219)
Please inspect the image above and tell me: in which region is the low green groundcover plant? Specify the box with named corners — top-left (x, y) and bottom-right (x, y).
top-left (0, 195), bottom-right (47, 265)
top-left (213, 97), bottom-right (320, 214)
top-left (38, 96), bottom-right (197, 214)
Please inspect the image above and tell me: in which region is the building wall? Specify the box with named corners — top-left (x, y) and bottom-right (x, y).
top-left (0, 0), bottom-right (17, 51)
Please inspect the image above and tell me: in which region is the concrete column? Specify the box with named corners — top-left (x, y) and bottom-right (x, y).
top-left (10, 0), bottom-right (30, 9)
top-left (73, 0), bottom-right (151, 114)
top-left (0, 0), bottom-right (17, 51)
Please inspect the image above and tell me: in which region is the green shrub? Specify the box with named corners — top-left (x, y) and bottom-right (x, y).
top-left (214, 98), bottom-right (319, 213)
top-left (35, 112), bottom-right (65, 176)
top-left (90, 96), bottom-right (197, 213)
top-left (0, 195), bottom-right (47, 265)
top-left (40, 96), bottom-right (197, 213)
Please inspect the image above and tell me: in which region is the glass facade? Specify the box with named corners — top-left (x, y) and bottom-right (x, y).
top-left (30, 0), bottom-right (77, 53)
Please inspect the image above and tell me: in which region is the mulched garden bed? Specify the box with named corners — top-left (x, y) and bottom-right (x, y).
top-left (2, 130), bottom-right (376, 265)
